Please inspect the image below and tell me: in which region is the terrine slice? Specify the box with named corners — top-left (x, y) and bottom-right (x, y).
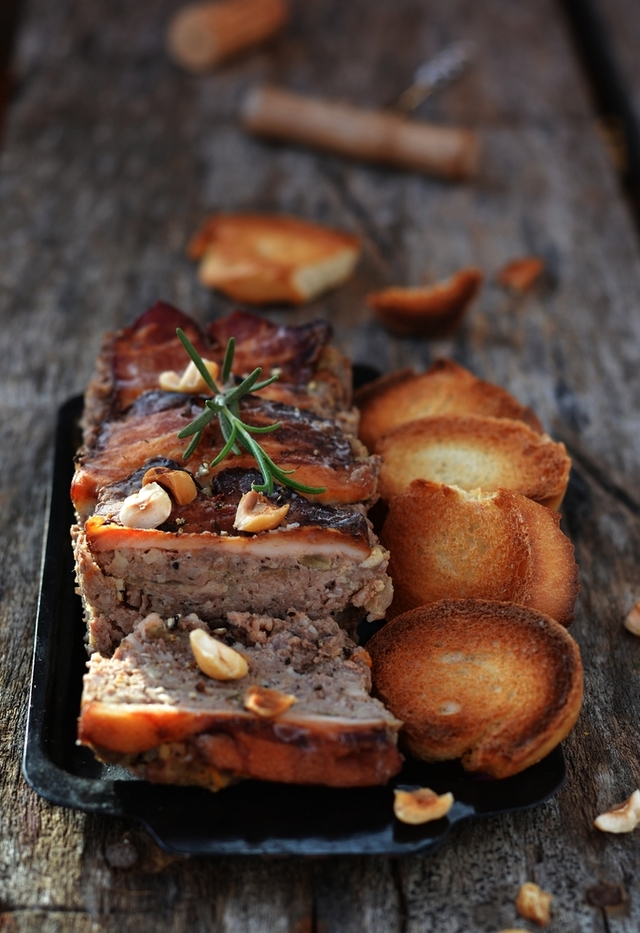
top-left (78, 611), bottom-right (402, 788)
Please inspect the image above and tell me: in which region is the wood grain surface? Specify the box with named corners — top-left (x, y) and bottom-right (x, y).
top-left (2, 0), bottom-right (640, 930)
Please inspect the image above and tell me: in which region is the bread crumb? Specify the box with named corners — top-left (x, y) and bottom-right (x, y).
top-left (497, 257), bottom-right (544, 292)
top-left (367, 268), bottom-right (483, 338)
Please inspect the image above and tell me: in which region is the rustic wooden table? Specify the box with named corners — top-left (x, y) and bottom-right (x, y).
top-left (2, 0), bottom-right (640, 929)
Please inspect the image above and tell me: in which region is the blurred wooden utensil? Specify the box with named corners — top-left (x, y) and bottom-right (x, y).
top-left (241, 84), bottom-right (480, 180)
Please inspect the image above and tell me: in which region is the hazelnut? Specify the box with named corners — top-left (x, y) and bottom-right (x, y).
top-left (189, 628), bottom-right (249, 681)
top-left (233, 490), bottom-right (290, 533)
top-left (594, 789), bottom-right (640, 833)
top-left (159, 358), bottom-right (220, 394)
top-left (393, 787), bottom-right (454, 825)
top-left (119, 483), bottom-right (172, 529)
top-left (359, 544), bottom-right (387, 569)
top-left (142, 467), bottom-right (198, 505)
top-left (515, 882), bottom-right (553, 927)
top-left (244, 685), bottom-right (297, 718)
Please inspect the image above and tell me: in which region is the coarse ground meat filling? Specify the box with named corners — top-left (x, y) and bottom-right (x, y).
top-left (83, 611), bottom-right (397, 721)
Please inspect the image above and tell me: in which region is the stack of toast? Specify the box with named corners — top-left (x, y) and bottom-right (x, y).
top-left (355, 360), bottom-right (583, 778)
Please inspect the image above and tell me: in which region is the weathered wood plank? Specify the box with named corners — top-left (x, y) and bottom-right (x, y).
top-left (3, 0), bottom-right (640, 930)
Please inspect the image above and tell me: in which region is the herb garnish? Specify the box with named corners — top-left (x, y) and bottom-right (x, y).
top-left (175, 328), bottom-right (326, 496)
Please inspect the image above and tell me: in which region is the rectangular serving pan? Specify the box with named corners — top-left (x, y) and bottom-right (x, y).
top-left (22, 396), bottom-right (566, 856)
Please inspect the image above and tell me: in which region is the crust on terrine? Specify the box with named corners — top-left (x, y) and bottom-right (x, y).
top-left (78, 611), bottom-right (402, 788)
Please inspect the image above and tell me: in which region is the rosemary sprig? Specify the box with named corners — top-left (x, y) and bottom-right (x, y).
top-left (174, 328), bottom-right (326, 496)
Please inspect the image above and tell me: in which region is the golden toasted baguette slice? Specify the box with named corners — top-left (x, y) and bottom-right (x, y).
top-left (366, 268), bottom-right (483, 338)
top-left (381, 481), bottom-right (579, 624)
top-left (377, 413), bottom-right (571, 509)
top-left (188, 213), bottom-right (361, 304)
top-left (355, 359), bottom-right (543, 452)
top-left (368, 599), bottom-right (584, 778)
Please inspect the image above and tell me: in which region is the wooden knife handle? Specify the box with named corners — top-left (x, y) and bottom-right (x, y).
top-left (167, 0), bottom-right (288, 73)
top-left (241, 85), bottom-right (480, 180)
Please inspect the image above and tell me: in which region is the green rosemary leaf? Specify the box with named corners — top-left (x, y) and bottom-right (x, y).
top-left (250, 374), bottom-right (280, 393)
top-left (176, 328), bottom-right (218, 393)
top-left (266, 460), bottom-right (327, 496)
top-left (219, 409), bottom-right (242, 456)
top-left (177, 406), bottom-right (216, 439)
top-left (172, 329), bottom-right (327, 495)
top-left (224, 367), bottom-right (264, 405)
top-left (243, 421), bottom-right (282, 435)
top-left (221, 337), bottom-right (235, 384)
top-left (209, 423), bottom-right (239, 468)
top-left (238, 427), bottom-right (274, 494)
top-left (183, 429), bottom-right (204, 461)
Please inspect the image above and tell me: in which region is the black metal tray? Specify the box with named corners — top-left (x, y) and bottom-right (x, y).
top-left (23, 396), bottom-right (566, 856)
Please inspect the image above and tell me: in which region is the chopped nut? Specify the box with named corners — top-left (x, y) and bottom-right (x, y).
top-left (516, 882), bottom-right (553, 927)
top-left (244, 685), bottom-right (297, 718)
top-left (359, 544), bottom-right (387, 569)
top-left (594, 789), bottom-right (640, 833)
top-left (624, 601), bottom-right (640, 635)
top-left (142, 467), bottom-right (198, 505)
top-left (297, 554), bottom-right (332, 570)
top-left (189, 628), bottom-right (249, 681)
top-left (119, 483), bottom-right (172, 529)
top-left (158, 358), bottom-right (220, 394)
top-left (233, 489), bottom-right (290, 532)
top-left (393, 787), bottom-right (454, 824)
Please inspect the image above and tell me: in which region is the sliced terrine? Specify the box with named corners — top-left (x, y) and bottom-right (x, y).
top-left (79, 610), bottom-right (402, 788)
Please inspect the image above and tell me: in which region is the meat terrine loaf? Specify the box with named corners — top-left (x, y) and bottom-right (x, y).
top-left (79, 610), bottom-right (402, 788)
top-left (72, 304), bottom-right (393, 655)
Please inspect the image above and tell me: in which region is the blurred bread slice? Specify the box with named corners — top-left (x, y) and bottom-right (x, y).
top-left (355, 359), bottom-right (543, 453)
top-left (377, 413), bottom-right (570, 509)
top-left (367, 268), bottom-right (483, 338)
top-left (188, 213), bottom-right (361, 304)
top-left (367, 599), bottom-right (583, 778)
top-left (381, 481), bottom-right (579, 624)
top-left (166, 0), bottom-right (289, 74)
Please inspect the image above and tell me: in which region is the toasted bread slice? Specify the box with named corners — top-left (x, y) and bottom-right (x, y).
top-left (355, 359), bottom-right (543, 453)
top-left (367, 268), bottom-right (483, 338)
top-left (188, 213), bottom-right (361, 304)
top-left (367, 599), bottom-right (584, 778)
top-left (381, 481), bottom-right (579, 624)
top-left (377, 414), bottom-right (570, 509)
